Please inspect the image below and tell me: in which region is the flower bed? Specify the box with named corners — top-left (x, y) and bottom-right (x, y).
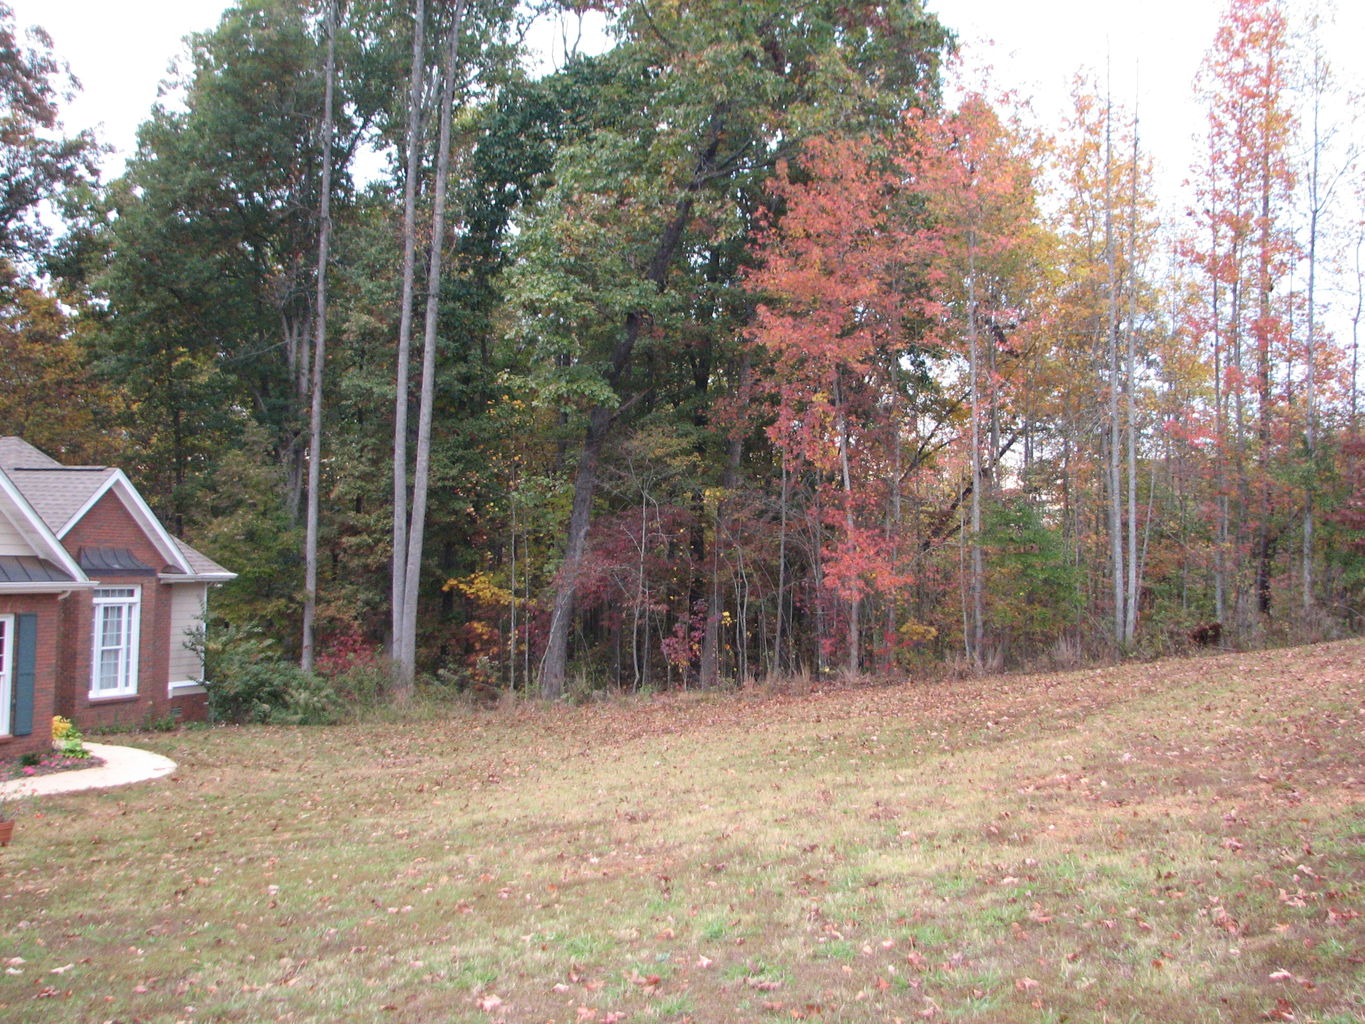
top-left (5, 751), bottom-right (105, 779)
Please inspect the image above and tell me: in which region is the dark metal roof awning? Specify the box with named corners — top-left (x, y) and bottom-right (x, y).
top-left (78, 546), bottom-right (156, 575)
top-left (0, 555), bottom-right (76, 584)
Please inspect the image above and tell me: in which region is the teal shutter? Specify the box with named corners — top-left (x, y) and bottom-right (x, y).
top-left (11, 613), bottom-right (36, 737)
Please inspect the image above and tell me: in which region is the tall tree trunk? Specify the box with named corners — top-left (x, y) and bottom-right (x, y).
top-left (1352, 236), bottom-right (1362, 432)
top-left (395, 0), bottom-right (467, 696)
top-left (967, 235), bottom-right (984, 666)
top-left (539, 131), bottom-right (721, 699)
top-left (1103, 90), bottom-right (1124, 649)
top-left (1123, 106), bottom-right (1141, 644)
top-left (301, 0), bottom-right (338, 673)
top-left (539, 405), bottom-right (612, 699)
top-left (1211, 216), bottom-right (1227, 626)
top-left (391, 0), bottom-right (426, 672)
top-left (1254, 62), bottom-right (1275, 619)
top-left (773, 457), bottom-right (788, 676)
top-left (1301, 27), bottom-right (1328, 612)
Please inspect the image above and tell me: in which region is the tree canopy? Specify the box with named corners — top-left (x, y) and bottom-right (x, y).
top-left (9, 0), bottom-right (1365, 698)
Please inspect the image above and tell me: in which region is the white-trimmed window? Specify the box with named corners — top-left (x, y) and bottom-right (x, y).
top-left (91, 587), bottom-right (140, 698)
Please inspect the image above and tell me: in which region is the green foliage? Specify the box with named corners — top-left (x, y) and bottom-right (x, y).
top-left (51, 714), bottom-right (90, 758)
top-left (195, 620), bottom-right (338, 725)
top-left (980, 495), bottom-right (1080, 660)
top-left (0, 5), bottom-right (99, 264)
top-left (185, 420), bottom-right (303, 641)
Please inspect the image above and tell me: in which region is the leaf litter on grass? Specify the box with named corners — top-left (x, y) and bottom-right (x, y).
top-left (0, 641), bottom-right (1362, 1023)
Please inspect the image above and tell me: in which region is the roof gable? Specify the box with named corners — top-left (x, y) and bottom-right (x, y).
top-left (1, 440), bottom-right (234, 583)
top-left (0, 470), bottom-right (88, 585)
top-left (58, 472), bottom-right (191, 573)
top-left (7, 466), bottom-right (118, 536)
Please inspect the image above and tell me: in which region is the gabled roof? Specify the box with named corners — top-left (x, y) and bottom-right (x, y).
top-left (0, 437), bottom-right (236, 585)
top-left (7, 465), bottom-right (119, 537)
top-left (0, 468), bottom-right (89, 589)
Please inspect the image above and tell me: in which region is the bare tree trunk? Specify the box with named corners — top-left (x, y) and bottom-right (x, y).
top-left (396, 0), bottom-right (467, 695)
top-left (508, 473), bottom-right (517, 694)
top-left (1103, 90), bottom-right (1124, 649)
top-left (1352, 236), bottom-right (1363, 431)
top-left (1212, 222), bottom-right (1227, 626)
top-left (301, 0), bottom-right (338, 673)
top-left (967, 237), bottom-right (984, 666)
top-left (1254, 57), bottom-right (1276, 619)
top-left (391, 0), bottom-right (426, 673)
top-left (1300, 22), bottom-right (1334, 611)
top-left (699, 355), bottom-right (748, 688)
top-left (1124, 105), bottom-right (1141, 644)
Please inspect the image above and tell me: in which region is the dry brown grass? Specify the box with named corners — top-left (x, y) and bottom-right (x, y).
top-left (1, 640), bottom-right (1362, 1023)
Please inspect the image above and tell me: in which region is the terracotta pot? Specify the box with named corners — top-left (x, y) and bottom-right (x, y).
top-left (0, 819), bottom-right (13, 847)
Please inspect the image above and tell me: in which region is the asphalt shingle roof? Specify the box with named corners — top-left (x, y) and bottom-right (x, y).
top-left (5, 466), bottom-right (117, 535)
top-left (0, 437), bottom-right (61, 470)
top-left (172, 537), bottom-right (233, 579)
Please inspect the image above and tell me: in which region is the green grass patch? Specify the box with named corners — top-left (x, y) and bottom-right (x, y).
top-left (1, 641), bottom-right (1362, 1023)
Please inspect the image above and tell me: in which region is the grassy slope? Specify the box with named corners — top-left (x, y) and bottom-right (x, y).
top-left (1, 641), bottom-right (1362, 1023)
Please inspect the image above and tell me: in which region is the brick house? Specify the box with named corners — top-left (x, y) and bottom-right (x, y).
top-left (0, 438), bottom-right (234, 758)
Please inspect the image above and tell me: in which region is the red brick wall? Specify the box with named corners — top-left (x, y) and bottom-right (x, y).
top-left (57, 491), bottom-right (207, 730)
top-left (0, 593), bottom-right (60, 759)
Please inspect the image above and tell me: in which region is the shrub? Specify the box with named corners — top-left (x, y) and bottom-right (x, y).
top-left (51, 715), bottom-right (90, 758)
top-left (193, 621), bottom-right (339, 725)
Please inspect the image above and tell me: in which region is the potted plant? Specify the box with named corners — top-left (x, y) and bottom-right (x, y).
top-left (0, 795), bottom-right (14, 847)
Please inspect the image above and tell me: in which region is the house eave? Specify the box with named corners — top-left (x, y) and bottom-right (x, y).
top-left (157, 572), bottom-right (238, 583)
top-left (0, 581), bottom-right (97, 594)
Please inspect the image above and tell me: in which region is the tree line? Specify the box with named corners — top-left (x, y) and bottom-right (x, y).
top-left (4, 0), bottom-right (1364, 704)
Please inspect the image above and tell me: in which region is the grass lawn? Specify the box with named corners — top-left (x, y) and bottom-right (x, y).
top-left (2, 640), bottom-right (1362, 1023)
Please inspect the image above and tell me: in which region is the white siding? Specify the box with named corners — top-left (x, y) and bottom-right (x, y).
top-left (167, 583), bottom-right (207, 689)
top-left (0, 508), bottom-right (33, 556)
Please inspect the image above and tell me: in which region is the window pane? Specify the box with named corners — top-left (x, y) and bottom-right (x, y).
top-left (101, 605), bottom-right (124, 647)
top-left (99, 649), bottom-right (121, 691)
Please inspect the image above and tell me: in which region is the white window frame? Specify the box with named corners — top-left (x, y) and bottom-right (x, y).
top-left (0, 613), bottom-right (12, 735)
top-left (90, 586), bottom-right (141, 699)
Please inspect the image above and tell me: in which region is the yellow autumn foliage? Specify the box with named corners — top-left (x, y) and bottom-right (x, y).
top-left (442, 571), bottom-right (514, 607)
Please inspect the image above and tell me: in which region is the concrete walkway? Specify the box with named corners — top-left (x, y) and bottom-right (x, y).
top-left (0, 742), bottom-right (176, 799)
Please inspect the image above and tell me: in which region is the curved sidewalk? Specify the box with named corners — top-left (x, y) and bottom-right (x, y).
top-left (1, 742), bottom-right (176, 799)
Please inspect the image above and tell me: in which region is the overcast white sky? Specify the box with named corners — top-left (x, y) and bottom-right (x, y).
top-left (7, 0), bottom-right (1360, 208)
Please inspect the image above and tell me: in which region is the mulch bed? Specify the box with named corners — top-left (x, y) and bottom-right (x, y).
top-left (4, 752), bottom-right (106, 779)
